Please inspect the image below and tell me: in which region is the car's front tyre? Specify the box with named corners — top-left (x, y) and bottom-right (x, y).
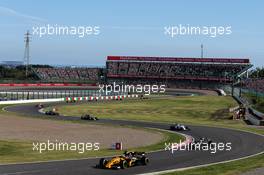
top-left (99, 158), bottom-right (107, 168)
top-left (120, 160), bottom-right (128, 169)
top-left (141, 157), bottom-right (149, 165)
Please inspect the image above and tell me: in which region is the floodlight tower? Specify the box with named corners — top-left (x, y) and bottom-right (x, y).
top-left (24, 30), bottom-right (31, 77)
top-left (201, 44), bottom-right (204, 58)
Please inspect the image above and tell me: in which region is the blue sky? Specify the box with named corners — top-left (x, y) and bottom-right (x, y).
top-left (0, 0), bottom-right (263, 67)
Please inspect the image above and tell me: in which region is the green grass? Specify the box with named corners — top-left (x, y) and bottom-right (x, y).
top-left (56, 96), bottom-right (264, 135)
top-left (0, 128), bottom-right (183, 164)
top-left (0, 104), bottom-right (184, 164)
top-left (57, 96), bottom-right (236, 124)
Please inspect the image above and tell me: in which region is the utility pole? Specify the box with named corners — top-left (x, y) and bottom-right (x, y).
top-left (24, 30), bottom-right (31, 77)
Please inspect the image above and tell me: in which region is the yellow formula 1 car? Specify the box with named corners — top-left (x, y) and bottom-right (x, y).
top-left (96, 151), bottom-right (149, 169)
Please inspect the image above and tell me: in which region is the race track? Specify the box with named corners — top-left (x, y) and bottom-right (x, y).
top-left (1, 102), bottom-right (264, 175)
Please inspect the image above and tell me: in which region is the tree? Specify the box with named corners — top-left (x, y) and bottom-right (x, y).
top-left (250, 67), bottom-right (264, 78)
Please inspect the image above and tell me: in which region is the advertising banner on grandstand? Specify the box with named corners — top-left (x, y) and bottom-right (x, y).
top-left (0, 83), bottom-right (97, 87)
top-left (107, 56), bottom-right (250, 64)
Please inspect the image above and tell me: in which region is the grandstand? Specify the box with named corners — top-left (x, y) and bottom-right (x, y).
top-left (0, 56), bottom-right (253, 87)
top-left (106, 56), bottom-right (252, 88)
top-left (34, 67), bottom-right (101, 83)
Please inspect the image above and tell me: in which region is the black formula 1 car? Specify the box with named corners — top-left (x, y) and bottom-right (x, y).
top-left (35, 103), bottom-right (44, 109)
top-left (96, 151), bottom-right (149, 169)
top-left (190, 137), bottom-right (214, 149)
top-left (45, 110), bottom-right (59, 116)
top-left (170, 124), bottom-right (190, 131)
top-left (81, 114), bottom-right (99, 120)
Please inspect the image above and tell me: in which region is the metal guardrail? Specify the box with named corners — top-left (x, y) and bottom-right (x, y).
top-left (246, 110), bottom-right (264, 126)
top-left (249, 107), bottom-right (264, 118)
top-left (233, 93), bottom-right (264, 126)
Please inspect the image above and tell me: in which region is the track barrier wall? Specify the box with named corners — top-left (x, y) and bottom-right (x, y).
top-left (0, 94), bottom-right (140, 105)
top-left (233, 88), bottom-right (264, 126)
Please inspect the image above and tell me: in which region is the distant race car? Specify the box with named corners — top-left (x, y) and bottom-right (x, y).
top-left (35, 104), bottom-right (44, 109)
top-left (170, 124), bottom-right (190, 131)
top-left (96, 151), bottom-right (149, 169)
top-left (45, 110), bottom-right (59, 116)
top-left (81, 114), bottom-right (99, 120)
top-left (199, 137), bottom-right (213, 146)
top-left (190, 137), bottom-right (214, 149)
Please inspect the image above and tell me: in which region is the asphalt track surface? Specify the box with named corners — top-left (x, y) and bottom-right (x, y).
top-left (1, 102), bottom-right (264, 175)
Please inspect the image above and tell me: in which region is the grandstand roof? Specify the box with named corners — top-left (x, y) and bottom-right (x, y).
top-left (107, 56), bottom-right (250, 64)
